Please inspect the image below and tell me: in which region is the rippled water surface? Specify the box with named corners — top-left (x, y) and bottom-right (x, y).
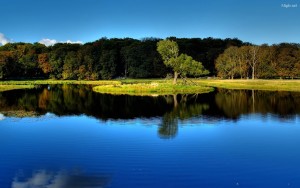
top-left (0, 85), bottom-right (300, 188)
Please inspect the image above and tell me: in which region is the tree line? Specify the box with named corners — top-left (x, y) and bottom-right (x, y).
top-left (216, 44), bottom-right (300, 79)
top-left (0, 37), bottom-right (299, 80)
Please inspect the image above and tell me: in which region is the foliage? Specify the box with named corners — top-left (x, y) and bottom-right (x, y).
top-left (215, 43), bottom-right (300, 79)
top-left (157, 39), bottom-right (209, 84)
top-left (0, 37), bottom-right (299, 81)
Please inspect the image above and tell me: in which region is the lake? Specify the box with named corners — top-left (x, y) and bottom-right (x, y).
top-left (0, 85), bottom-right (300, 188)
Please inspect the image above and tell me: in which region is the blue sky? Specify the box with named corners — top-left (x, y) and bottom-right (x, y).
top-left (0, 0), bottom-right (299, 45)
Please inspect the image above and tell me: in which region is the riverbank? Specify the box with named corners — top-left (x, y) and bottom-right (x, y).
top-left (0, 80), bottom-right (121, 92)
top-left (195, 79), bottom-right (300, 92)
top-left (1, 79), bottom-right (300, 93)
top-left (0, 85), bottom-right (35, 92)
top-left (0, 80), bottom-right (121, 85)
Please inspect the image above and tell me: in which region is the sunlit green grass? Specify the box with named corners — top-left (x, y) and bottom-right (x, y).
top-left (1, 79), bottom-right (300, 93)
top-left (195, 79), bottom-right (300, 92)
top-left (93, 82), bottom-right (214, 96)
top-left (0, 85), bottom-right (35, 92)
top-left (0, 80), bottom-right (121, 85)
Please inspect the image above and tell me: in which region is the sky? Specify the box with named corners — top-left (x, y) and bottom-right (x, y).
top-left (0, 0), bottom-right (300, 46)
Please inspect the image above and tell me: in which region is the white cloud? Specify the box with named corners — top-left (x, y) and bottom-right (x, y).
top-left (0, 113), bottom-right (5, 121)
top-left (0, 33), bottom-right (12, 46)
top-left (38, 39), bottom-right (57, 46)
top-left (39, 38), bottom-right (83, 46)
top-left (65, 40), bottom-right (83, 44)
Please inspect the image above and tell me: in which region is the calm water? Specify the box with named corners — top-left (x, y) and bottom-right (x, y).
top-left (0, 85), bottom-right (300, 188)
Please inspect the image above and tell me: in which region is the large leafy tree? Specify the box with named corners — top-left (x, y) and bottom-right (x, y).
top-left (215, 46), bottom-right (239, 79)
top-left (275, 43), bottom-right (300, 79)
top-left (0, 51), bottom-right (17, 79)
top-left (62, 51), bottom-right (78, 80)
top-left (99, 50), bottom-right (117, 79)
top-left (157, 39), bottom-right (209, 84)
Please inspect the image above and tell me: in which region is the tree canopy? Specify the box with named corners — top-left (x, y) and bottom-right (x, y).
top-left (215, 43), bottom-right (300, 79)
top-left (157, 39), bottom-right (209, 84)
top-left (0, 37), bottom-right (299, 80)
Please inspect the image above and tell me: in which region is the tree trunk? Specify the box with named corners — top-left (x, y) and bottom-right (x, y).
top-left (173, 94), bottom-right (178, 108)
top-left (252, 89), bottom-right (255, 112)
top-left (252, 66), bottom-right (255, 80)
top-left (173, 71), bottom-right (179, 84)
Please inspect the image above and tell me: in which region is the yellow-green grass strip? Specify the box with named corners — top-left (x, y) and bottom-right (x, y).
top-left (195, 79), bottom-right (300, 92)
top-left (93, 82), bottom-right (214, 96)
top-left (0, 85), bottom-right (35, 92)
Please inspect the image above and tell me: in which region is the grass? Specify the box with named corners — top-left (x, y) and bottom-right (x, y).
top-left (92, 82), bottom-right (213, 96)
top-left (1, 110), bottom-right (40, 118)
top-left (0, 80), bottom-right (121, 91)
top-left (0, 80), bottom-right (121, 85)
top-left (194, 79), bottom-right (300, 92)
top-left (0, 85), bottom-right (35, 92)
top-left (1, 78), bottom-right (300, 93)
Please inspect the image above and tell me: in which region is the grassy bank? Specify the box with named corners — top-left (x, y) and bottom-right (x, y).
top-left (0, 80), bottom-right (121, 86)
top-left (0, 80), bottom-right (121, 92)
top-left (93, 82), bottom-right (214, 96)
top-left (195, 79), bottom-right (300, 92)
top-left (1, 79), bottom-right (300, 93)
top-left (0, 85), bottom-right (35, 92)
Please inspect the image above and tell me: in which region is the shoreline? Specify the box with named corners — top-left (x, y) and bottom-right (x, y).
top-left (1, 79), bottom-right (300, 93)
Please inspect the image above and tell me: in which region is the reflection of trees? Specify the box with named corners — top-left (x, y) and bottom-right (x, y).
top-left (0, 86), bottom-right (211, 139)
top-left (215, 89), bottom-right (300, 119)
top-left (159, 111), bottom-right (178, 139)
top-left (215, 89), bottom-right (250, 118)
top-left (0, 85), bottom-right (173, 119)
top-left (1, 86), bottom-right (300, 129)
top-left (158, 94), bottom-right (210, 138)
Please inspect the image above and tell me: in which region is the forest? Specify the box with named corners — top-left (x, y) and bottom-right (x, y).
top-left (0, 37), bottom-right (299, 80)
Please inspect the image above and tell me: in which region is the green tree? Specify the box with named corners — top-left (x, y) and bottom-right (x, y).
top-left (99, 50), bottom-right (117, 79)
top-left (62, 51), bottom-right (78, 80)
top-left (0, 51), bottom-right (16, 79)
top-left (275, 43), bottom-right (300, 79)
top-left (215, 46), bottom-right (239, 79)
top-left (256, 45), bottom-right (277, 78)
top-left (157, 39), bottom-right (209, 84)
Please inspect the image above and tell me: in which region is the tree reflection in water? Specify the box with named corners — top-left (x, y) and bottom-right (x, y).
top-left (214, 88), bottom-right (300, 119)
top-left (159, 94), bottom-right (209, 138)
top-left (1, 85), bottom-right (300, 138)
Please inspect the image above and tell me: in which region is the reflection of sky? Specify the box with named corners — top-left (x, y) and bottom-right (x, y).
top-left (1, 114), bottom-right (300, 187)
top-left (0, 113), bottom-right (5, 121)
top-left (12, 170), bottom-right (109, 188)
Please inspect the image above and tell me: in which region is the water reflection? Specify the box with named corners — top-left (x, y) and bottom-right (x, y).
top-left (159, 94), bottom-right (210, 138)
top-left (1, 85), bottom-right (300, 138)
top-left (214, 89), bottom-right (300, 119)
top-left (0, 85), bottom-right (172, 119)
top-left (12, 170), bottom-right (110, 188)
top-left (0, 113), bottom-right (5, 120)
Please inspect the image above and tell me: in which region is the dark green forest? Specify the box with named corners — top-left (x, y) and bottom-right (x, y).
top-left (0, 37), bottom-right (299, 80)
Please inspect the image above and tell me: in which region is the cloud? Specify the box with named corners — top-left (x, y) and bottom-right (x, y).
top-left (0, 113), bottom-right (5, 121)
top-left (12, 169), bottom-right (110, 188)
top-left (38, 39), bottom-right (57, 46)
top-left (0, 33), bottom-right (12, 46)
top-left (39, 38), bottom-right (83, 46)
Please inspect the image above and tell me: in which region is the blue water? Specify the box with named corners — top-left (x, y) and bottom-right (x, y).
top-left (1, 113), bottom-right (300, 188)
